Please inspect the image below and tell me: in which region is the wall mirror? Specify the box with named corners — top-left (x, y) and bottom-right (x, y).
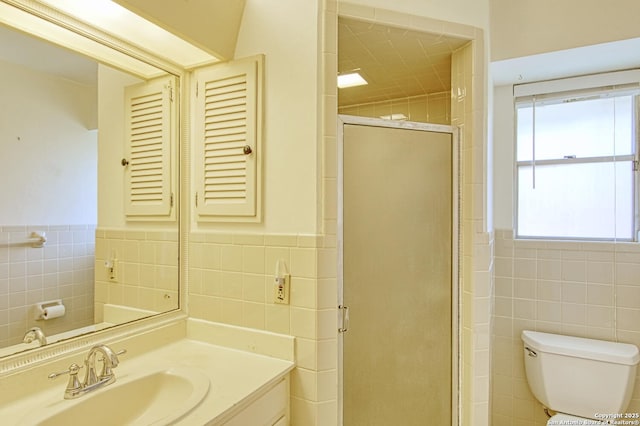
top-left (0, 0), bottom-right (182, 358)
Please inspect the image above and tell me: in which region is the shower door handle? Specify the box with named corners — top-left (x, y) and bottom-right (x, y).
top-left (339, 305), bottom-right (349, 333)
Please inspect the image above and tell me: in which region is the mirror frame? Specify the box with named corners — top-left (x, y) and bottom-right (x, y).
top-left (0, 0), bottom-right (189, 373)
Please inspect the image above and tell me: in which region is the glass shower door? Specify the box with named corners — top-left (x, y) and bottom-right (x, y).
top-left (341, 122), bottom-right (453, 425)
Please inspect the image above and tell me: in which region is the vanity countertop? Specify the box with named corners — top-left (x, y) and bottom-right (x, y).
top-left (0, 321), bottom-right (296, 425)
top-left (140, 339), bottom-right (295, 425)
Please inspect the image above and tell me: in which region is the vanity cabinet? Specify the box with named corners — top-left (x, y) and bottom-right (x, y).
top-left (193, 55), bottom-right (264, 223)
top-left (223, 377), bottom-right (288, 425)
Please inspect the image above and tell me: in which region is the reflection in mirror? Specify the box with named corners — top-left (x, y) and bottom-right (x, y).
top-left (0, 22), bottom-right (179, 358)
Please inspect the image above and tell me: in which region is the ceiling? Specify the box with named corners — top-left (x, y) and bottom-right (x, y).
top-left (2, 15), bottom-right (472, 103)
top-left (338, 17), bottom-right (469, 107)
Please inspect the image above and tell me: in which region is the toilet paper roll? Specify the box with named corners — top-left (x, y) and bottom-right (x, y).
top-left (42, 304), bottom-right (65, 320)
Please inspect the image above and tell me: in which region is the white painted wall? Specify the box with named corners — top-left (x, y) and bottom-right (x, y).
top-left (114, 0), bottom-right (245, 61)
top-left (491, 84), bottom-right (514, 230)
top-left (213, 0), bottom-right (321, 234)
top-left (0, 59), bottom-right (97, 225)
top-left (96, 64), bottom-right (142, 228)
top-left (491, 0), bottom-right (640, 61)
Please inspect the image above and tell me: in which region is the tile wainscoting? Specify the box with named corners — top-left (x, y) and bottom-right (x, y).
top-left (491, 229), bottom-right (640, 426)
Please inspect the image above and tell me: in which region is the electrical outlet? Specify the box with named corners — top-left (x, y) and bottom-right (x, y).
top-left (108, 259), bottom-right (118, 282)
top-left (274, 274), bottom-right (290, 304)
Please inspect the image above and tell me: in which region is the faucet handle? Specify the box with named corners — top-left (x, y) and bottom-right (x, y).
top-left (48, 363), bottom-right (83, 399)
top-left (100, 349), bottom-right (127, 379)
top-left (48, 363), bottom-right (82, 380)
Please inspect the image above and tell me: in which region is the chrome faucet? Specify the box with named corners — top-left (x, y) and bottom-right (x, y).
top-left (23, 327), bottom-right (47, 346)
top-left (48, 344), bottom-right (126, 399)
top-left (84, 344), bottom-right (121, 387)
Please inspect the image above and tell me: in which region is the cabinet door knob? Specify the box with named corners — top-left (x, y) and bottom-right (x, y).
top-left (121, 158), bottom-right (129, 166)
top-left (243, 145), bottom-right (253, 155)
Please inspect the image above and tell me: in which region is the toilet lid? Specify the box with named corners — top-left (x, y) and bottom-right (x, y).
top-left (548, 413), bottom-right (598, 425)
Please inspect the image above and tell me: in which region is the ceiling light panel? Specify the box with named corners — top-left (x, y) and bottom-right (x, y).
top-left (338, 72), bottom-right (368, 88)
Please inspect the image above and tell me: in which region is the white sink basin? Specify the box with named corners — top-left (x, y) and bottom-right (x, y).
top-left (20, 366), bottom-right (210, 426)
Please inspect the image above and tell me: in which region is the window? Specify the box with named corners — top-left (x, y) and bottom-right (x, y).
top-left (515, 71), bottom-right (640, 240)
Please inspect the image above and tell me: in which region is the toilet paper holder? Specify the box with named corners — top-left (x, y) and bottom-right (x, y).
top-left (35, 299), bottom-right (65, 321)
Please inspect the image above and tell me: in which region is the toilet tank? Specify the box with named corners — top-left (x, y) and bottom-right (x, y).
top-left (522, 331), bottom-right (640, 420)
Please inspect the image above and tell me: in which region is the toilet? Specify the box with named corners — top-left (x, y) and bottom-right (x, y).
top-left (522, 330), bottom-right (640, 425)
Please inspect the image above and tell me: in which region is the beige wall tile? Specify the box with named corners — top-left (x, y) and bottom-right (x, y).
top-left (317, 339), bottom-right (337, 371)
top-left (295, 337), bottom-right (318, 370)
top-left (537, 260), bottom-right (561, 281)
top-left (494, 297), bottom-right (512, 317)
top-left (220, 245), bottom-right (243, 272)
top-left (536, 281), bottom-right (561, 301)
top-left (265, 247), bottom-right (291, 275)
top-left (317, 248), bottom-right (337, 279)
top-left (536, 301), bottom-right (561, 322)
top-left (242, 301), bottom-right (265, 329)
top-left (561, 302), bottom-right (586, 325)
top-left (242, 246), bottom-right (265, 274)
top-left (513, 299), bottom-right (535, 320)
top-left (221, 272), bottom-right (243, 299)
top-left (291, 307), bottom-right (317, 339)
top-left (492, 230), bottom-right (640, 425)
top-left (189, 294), bottom-right (221, 322)
top-left (495, 277), bottom-right (513, 297)
top-left (291, 277), bottom-right (317, 309)
top-left (617, 286), bottom-right (640, 309)
top-left (232, 234), bottom-right (264, 246)
top-left (514, 259), bottom-right (536, 279)
top-left (513, 279), bottom-right (535, 299)
top-left (561, 282), bottom-right (586, 304)
top-left (221, 299), bottom-right (243, 326)
top-left (561, 260), bottom-right (586, 282)
top-left (242, 273), bottom-right (265, 303)
top-left (616, 263), bottom-right (640, 285)
top-left (494, 257), bottom-right (513, 277)
top-left (317, 278), bottom-right (337, 309)
top-left (291, 397), bottom-right (317, 426)
top-left (201, 270), bottom-right (222, 296)
top-left (291, 248), bottom-right (317, 278)
top-left (265, 303), bottom-right (290, 334)
top-left (291, 367), bottom-right (318, 401)
top-left (317, 309), bottom-right (337, 340)
top-left (586, 305), bottom-right (613, 328)
top-left (617, 308), bottom-right (640, 332)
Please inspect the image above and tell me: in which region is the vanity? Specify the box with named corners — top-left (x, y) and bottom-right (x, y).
top-left (0, 318), bottom-right (295, 425)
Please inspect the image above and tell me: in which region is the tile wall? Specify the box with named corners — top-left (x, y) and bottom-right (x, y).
top-left (491, 229), bottom-right (640, 426)
top-left (188, 232), bottom-right (338, 424)
top-left (0, 225), bottom-right (95, 347)
top-left (94, 229), bottom-right (179, 321)
top-left (451, 36), bottom-right (493, 426)
top-left (331, 3), bottom-right (489, 426)
top-left (338, 91), bottom-right (451, 124)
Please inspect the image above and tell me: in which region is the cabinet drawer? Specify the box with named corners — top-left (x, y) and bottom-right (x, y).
top-left (223, 379), bottom-right (287, 426)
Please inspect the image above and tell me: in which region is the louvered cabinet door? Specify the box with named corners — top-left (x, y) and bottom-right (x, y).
top-left (194, 55), bottom-right (263, 221)
top-left (124, 75), bottom-right (176, 219)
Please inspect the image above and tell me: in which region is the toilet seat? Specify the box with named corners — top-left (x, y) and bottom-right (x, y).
top-left (548, 413), bottom-right (602, 425)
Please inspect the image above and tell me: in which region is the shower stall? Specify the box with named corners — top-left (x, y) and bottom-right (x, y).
top-left (338, 115), bottom-right (459, 425)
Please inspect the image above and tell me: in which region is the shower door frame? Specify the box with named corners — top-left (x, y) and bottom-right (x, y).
top-left (336, 114), bottom-right (461, 426)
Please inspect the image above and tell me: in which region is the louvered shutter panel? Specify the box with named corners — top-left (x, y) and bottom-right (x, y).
top-left (194, 55), bottom-right (262, 221)
top-left (124, 75), bottom-right (175, 219)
